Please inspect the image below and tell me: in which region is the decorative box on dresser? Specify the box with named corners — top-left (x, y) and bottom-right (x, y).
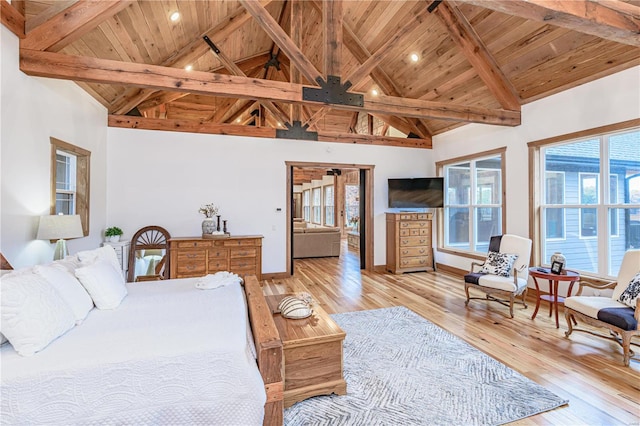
top-left (169, 235), bottom-right (262, 280)
top-left (102, 240), bottom-right (130, 276)
top-left (386, 212), bottom-right (433, 274)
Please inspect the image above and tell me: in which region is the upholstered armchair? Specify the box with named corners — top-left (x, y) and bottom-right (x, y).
top-left (464, 234), bottom-right (533, 318)
top-left (564, 249), bottom-right (640, 366)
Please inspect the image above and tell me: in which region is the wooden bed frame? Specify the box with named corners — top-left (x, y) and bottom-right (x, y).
top-left (0, 254), bottom-right (282, 425)
top-left (244, 275), bottom-right (284, 426)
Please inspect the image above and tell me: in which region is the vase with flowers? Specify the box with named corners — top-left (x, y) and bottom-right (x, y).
top-left (199, 203), bottom-right (219, 236)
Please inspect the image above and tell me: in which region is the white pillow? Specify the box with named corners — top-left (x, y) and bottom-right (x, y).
top-left (53, 255), bottom-right (84, 275)
top-left (1, 273), bottom-right (76, 356)
top-left (75, 259), bottom-right (127, 309)
top-left (77, 246), bottom-right (123, 278)
top-left (480, 251), bottom-right (519, 277)
top-left (618, 272), bottom-right (640, 309)
top-left (34, 264), bottom-right (94, 324)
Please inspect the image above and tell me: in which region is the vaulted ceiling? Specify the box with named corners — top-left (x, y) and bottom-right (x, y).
top-left (3, 0), bottom-right (639, 148)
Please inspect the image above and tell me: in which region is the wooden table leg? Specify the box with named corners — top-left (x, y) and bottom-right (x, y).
top-left (553, 280), bottom-right (560, 328)
top-left (531, 276), bottom-right (542, 320)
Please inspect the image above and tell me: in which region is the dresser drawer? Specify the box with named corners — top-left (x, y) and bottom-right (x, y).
top-left (399, 236), bottom-right (430, 247)
top-left (399, 256), bottom-right (431, 268)
top-left (223, 239), bottom-right (259, 247)
top-left (208, 248), bottom-right (228, 259)
top-left (230, 248), bottom-right (257, 258)
top-left (230, 257), bottom-right (256, 270)
top-left (175, 240), bottom-right (213, 248)
top-left (400, 247), bottom-right (431, 257)
top-left (399, 213), bottom-right (417, 220)
top-left (207, 258), bottom-right (228, 270)
top-left (399, 221), bottom-right (431, 229)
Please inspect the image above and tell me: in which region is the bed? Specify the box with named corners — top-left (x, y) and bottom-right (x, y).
top-left (0, 249), bottom-right (283, 425)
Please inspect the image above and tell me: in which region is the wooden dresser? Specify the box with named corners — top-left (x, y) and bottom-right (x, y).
top-left (386, 212), bottom-right (433, 274)
top-left (169, 235), bottom-right (263, 280)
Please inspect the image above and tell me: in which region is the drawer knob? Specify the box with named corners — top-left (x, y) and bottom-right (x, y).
top-left (419, 249), bottom-right (425, 254)
top-left (401, 223), bottom-right (408, 227)
top-left (402, 250), bottom-right (408, 255)
top-left (420, 240), bottom-right (426, 244)
top-left (187, 253), bottom-right (196, 259)
top-left (186, 265), bottom-right (195, 270)
top-left (402, 240), bottom-right (408, 244)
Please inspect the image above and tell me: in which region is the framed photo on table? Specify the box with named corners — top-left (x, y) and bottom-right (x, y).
top-left (550, 261), bottom-right (563, 274)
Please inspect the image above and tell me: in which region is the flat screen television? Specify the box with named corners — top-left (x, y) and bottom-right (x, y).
top-left (388, 177), bottom-right (444, 208)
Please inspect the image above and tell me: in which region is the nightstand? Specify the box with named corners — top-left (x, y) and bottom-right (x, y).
top-left (102, 240), bottom-right (130, 276)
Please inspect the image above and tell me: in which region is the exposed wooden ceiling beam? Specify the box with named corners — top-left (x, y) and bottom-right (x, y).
top-left (290, 0), bottom-right (303, 122)
top-left (240, 0), bottom-right (323, 84)
top-left (345, 5), bottom-right (431, 88)
top-left (25, 0), bottom-right (77, 33)
top-left (21, 50), bottom-right (520, 126)
top-left (1, 0), bottom-right (25, 38)
top-left (313, 0), bottom-right (433, 139)
top-left (323, 0), bottom-right (343, 77)
top-left (433, 2), bottom-right (520, 110)
top-left (110, 2), bottom-right (273, 115)
top-left (108, 115), bottom-right (432, 148)
top-left (21, 0), bottom-right (133, 52)
top-left (457, 0), bottom-right (640, 47)
top-left (205, 39), bottom-right (289, 125)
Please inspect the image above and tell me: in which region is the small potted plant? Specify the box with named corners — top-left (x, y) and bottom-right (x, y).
top-left (105, 226), bottom-right (123, 242)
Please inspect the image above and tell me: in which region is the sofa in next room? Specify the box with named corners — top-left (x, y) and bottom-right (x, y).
top-left (293, 222), bottom-right (341, 258)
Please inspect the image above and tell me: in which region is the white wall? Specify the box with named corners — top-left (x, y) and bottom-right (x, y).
top-left (432, 66), bottom-right (640, 274)
top-left (0, 26), bottom-right (109, 268)
top-left (106, 128), bottom-right (433, 273)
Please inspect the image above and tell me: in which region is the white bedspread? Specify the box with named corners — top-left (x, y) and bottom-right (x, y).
top-left (1, 278), bottom-right (265, 425)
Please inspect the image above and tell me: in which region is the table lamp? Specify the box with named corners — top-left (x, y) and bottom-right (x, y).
top-left (37, 214), bottom-right (84, 260)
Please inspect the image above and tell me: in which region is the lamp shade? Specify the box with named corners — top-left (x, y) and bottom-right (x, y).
top-left (37, 215), bottom-right (84, 240)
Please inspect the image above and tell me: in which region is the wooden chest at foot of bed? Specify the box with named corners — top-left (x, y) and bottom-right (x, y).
top-left (266, 295), bottom-right (347, 407)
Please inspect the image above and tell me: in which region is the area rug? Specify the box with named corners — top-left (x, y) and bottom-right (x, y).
top-left (284, 306), bottom-right (567, 426)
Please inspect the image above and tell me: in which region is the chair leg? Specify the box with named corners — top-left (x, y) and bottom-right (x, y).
top-left (464, 283), bottom-right (471, 307)
top-left (509, 294), bottom-right (514, 318)
top-left (521, 287), bottom-right (528, 309)
top-left (564, 310), bottom-right (574, 337)
top-left (622, 333), bottom-right (631, 367)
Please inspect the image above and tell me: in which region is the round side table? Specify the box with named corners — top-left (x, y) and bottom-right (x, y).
top-left (528, 267), bottom-right (580, 328)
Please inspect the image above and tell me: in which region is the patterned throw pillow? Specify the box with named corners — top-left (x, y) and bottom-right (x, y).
top-left (618, 272), bottom-right (640, 309)
top-left (479, 251), bottom-right (518, 277)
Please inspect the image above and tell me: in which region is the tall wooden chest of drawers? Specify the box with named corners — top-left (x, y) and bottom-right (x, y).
top-left (385, 213), bottom-right (433, 274)
top-left (169, 235), bottom-right (263, 280)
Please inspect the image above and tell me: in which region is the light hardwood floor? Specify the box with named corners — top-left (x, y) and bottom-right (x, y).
top-left (263, 241), bottom-right (640, 425)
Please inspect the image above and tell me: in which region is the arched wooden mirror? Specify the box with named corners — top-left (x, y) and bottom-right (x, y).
top-left (127, 226), bottom-right (171, 282)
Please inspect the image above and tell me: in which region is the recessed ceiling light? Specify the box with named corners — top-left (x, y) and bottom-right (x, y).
top-left (371, 89), bottom-right (379, 96)
top-left (184, 64), bottom-right (193, 71)
top-left (278, 122), bottom-right (283, 127)
top-left (236, 118), bottom-right (241, 123)
top-left (410, 53), bottom-right (419, 62)
top-left (170, 11), bottom-right (180, 22)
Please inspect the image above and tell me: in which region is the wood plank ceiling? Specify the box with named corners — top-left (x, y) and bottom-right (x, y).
top-left (5, 0), bottom-right (640, 149)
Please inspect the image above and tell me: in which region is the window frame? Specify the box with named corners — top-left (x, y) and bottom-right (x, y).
top-left (302, 189), bottom-right (310, 222)
top-left (528, 118), bottom-right (640, 279)
top-left (436, 147), bottom-right (507, 260)
top-left (323, 185), bottom-right (335, 226)
top-left (311, 187), bottom-right (322, 224)
top-left (50, 137), bottom-right (90, 236)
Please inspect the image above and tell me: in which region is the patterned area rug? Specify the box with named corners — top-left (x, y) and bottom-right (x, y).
top-left (284, 306), bottom-right (567, 426)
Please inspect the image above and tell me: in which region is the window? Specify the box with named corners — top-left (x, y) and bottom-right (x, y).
top-left (312, 187), bottom-right (322, 224)
top-left (324, 185), bottom-right (334, 226)
top-left (302, 190), bottom-right (310, 222)
top-left (532, 121), bottom-right (639, 277)
top-left (545, 171), bottom-right (565, 239)
top-left (345, 184), bottom-right (359, 228)
top-left (55, 151), bottom-right (77, 215)
top-left (50, 137), bottom-right (90, 235)
top-left (437, 148), bottom-right (505, 255)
